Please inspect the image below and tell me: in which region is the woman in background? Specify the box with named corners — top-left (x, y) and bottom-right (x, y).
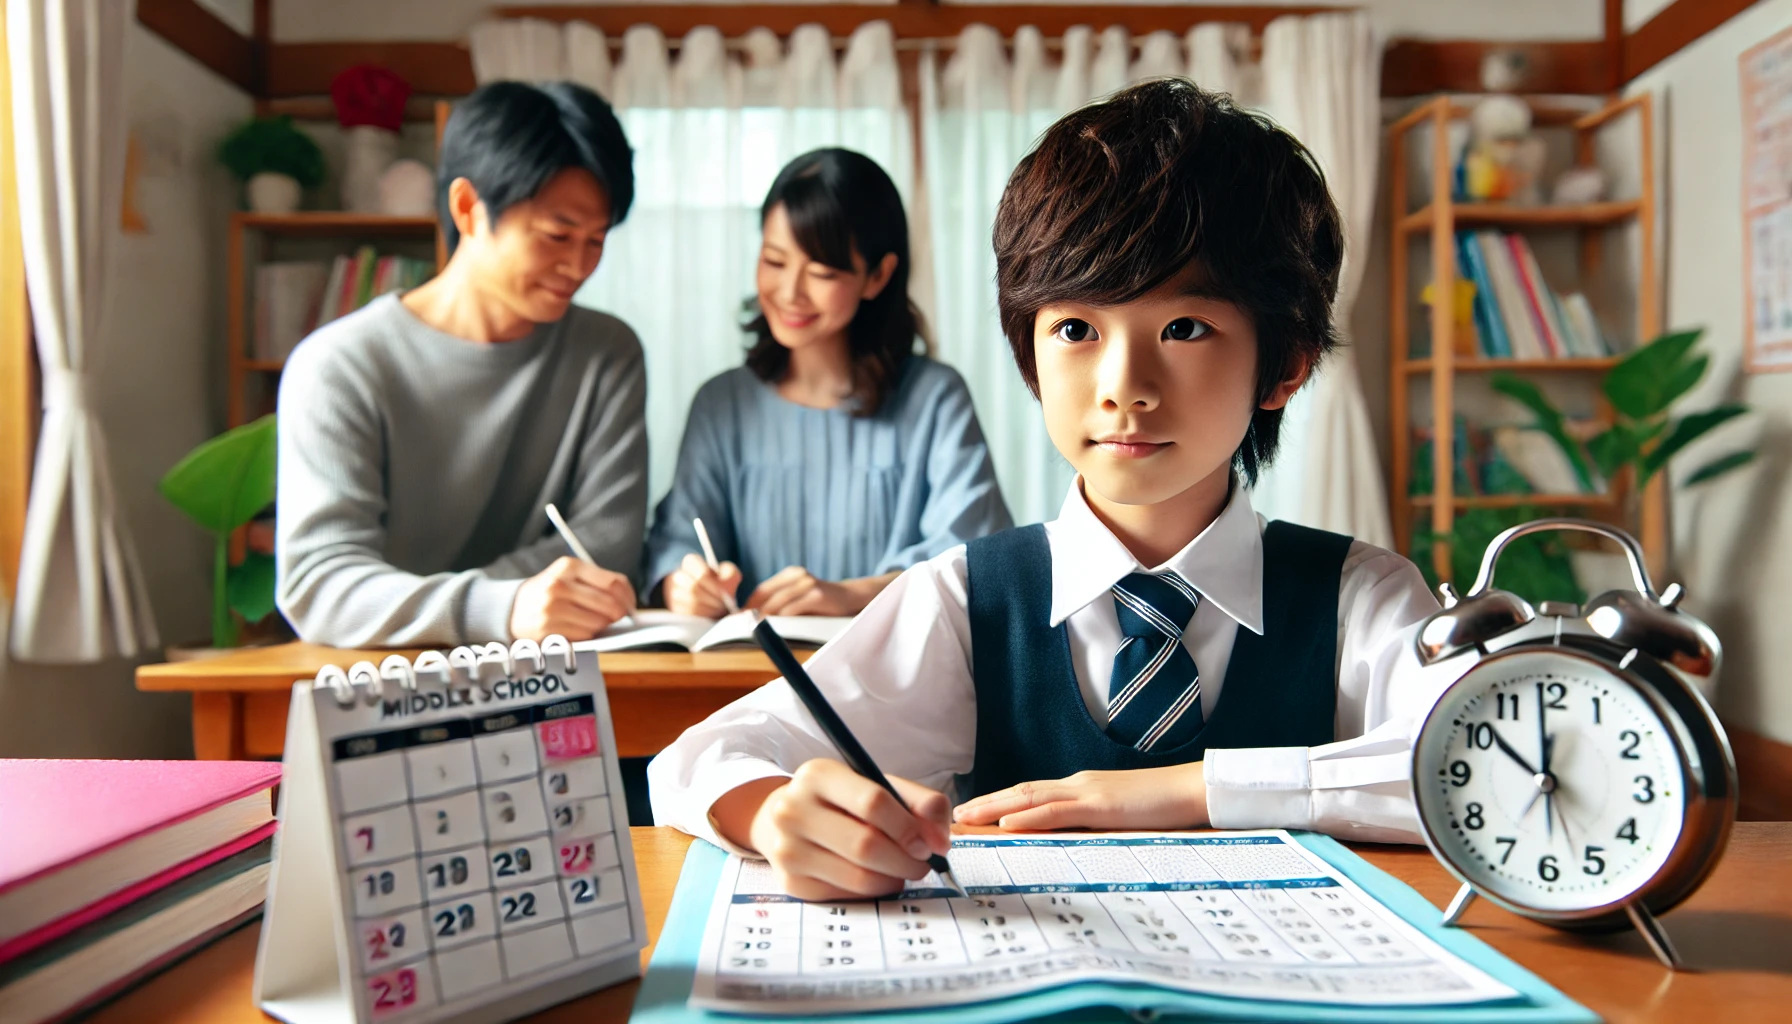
top-left (645, 148), bottom-right (1011, 616)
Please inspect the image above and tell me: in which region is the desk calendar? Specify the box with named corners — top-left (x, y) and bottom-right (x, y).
top-left (692, 831), bottom-right (1516, 1015)
top-left (254, 637), bottom-right (646, 1024)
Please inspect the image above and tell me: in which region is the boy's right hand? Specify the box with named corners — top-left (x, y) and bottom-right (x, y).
top-left (716, 760), bottom-right (953, 901)
top-left (665, 552), bottom-right (743, 617)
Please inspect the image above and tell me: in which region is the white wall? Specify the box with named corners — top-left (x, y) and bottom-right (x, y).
top-left (1627, 0), bottom-right (1792, 745)
top-left (270, 0), bottom-right (1603, 43)
top-left (0, 21), bottom-right (251, 757)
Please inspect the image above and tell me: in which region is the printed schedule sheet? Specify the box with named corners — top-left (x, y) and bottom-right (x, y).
top-left (692, 831), bottom-right (1516, 1014)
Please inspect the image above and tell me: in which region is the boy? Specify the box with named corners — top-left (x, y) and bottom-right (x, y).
top-left (650, 79), bottom-right (1444, 900)
top-left (278, 82), bottom-right (646, 648)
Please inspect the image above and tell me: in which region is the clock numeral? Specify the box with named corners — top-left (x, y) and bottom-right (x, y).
top-left (1497, 693), bottom-right (1520, 721)
top-left (1582, 846), bottom-right (1606, 876)
top-left (1633, 775), bottom-right (1655, 804)
top-left (1591, 696), bottom-right (1602, 724)
top-left (1466, 723), bottom-right (1494, 750)
top-left (1616, 818), bottom-right (1639, 844)
top-left (1539, 681), bottom-right (1567, 711)
top-left (1463, 802), bottom-right (1485, 830)
top-left (1449, 760), bottom-right (1471, 787)
top-left (1494, 836), bottom-right (1517, 865)
top-left (1619, 730), bottom-right (1642, 760)
top-left (1538, 855), bottom-right (1560, 882)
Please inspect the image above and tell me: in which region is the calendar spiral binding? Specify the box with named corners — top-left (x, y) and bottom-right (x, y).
top-left (313, 635), bottom-right (580, 708)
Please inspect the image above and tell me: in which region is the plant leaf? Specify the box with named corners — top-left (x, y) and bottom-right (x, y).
top-left (1639, 404), bottom-right (1749, 483)
top-left (1587, 426), bottom-right (1640, 480)
top-left (1683, 449), bottom-right (1756, 487)
top-left (227, 551), bottom-right (278, 624)
top-left (1490, 374), bottom-right (1595, 491)
top-left (158, 415), bottom-right (277, 534)
top-left (1603, 329), bottom-right (1705, 418)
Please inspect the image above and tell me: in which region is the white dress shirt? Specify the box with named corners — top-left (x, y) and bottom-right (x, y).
top-left (647, 478), bottom-right (1464, 848)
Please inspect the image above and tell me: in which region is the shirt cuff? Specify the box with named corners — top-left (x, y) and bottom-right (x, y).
top-left (464, 576), bottom-right (525, 643)
top-left (1204, 747), bottom-right (1312, 830)
top-left (648, 756), bottom-right (794, 857)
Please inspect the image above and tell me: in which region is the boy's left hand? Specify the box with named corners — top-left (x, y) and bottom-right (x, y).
top-left (952, 763), bottom-right (1209, 831)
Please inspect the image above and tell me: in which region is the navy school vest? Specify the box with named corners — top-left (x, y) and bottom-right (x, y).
top-left (961, 520), bottom-right (1353, 800)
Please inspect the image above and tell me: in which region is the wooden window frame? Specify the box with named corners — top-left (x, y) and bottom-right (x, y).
top-left (0, 9), bottom-right (36, 603)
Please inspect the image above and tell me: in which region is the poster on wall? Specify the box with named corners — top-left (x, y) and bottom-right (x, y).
top-left (1741, 25), bottom-right (1792, 372)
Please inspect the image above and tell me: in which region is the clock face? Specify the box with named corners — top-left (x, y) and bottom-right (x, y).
top-left (1415, 648), bottom-right (1687, 914)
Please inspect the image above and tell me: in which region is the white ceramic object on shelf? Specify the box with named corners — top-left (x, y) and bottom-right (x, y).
top-left (246, 172), bottom-right (301, 214)
top-left (341, 124), bottom-right (398, 212)
top-left (378, 159), bottom-right (435, 216)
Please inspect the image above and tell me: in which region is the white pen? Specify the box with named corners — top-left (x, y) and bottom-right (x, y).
top-left (692, 517), bottom-right (742, 615)
top-left (545, 503), bottom-right (633, 628)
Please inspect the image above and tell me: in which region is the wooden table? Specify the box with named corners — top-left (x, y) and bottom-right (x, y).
top-left (136, 642), bottom-right (795, 760)
top-left (90, 823), bottom-right (1792, 1023)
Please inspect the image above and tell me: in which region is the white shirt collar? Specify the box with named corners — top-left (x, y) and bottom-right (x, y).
top-left (1044, 475), bottom-right (1265, 635)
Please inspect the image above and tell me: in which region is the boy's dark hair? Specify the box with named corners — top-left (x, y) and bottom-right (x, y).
top-left (437, 81), bottom-right (635, 252)
top-left (994, 78), bottom-right (1343, 485)
top-left (745, 148), bottom-right (925, 417)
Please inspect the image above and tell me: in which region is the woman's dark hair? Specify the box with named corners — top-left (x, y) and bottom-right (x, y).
top-left (745, 148), bottom-right (924, 417)
top-left (437, 81), bottom-right (634, 252)
top-left (993, 78), bottom-right (1344, 486)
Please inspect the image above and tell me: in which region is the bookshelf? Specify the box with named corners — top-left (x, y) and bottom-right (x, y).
top-left (1387, 93), bottom-right (1661, 583)
top-left (222, 103), bottom-right (453, 431)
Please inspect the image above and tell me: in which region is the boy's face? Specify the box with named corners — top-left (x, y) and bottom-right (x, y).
top-left (1033, 271), bottom-right (1305, 511)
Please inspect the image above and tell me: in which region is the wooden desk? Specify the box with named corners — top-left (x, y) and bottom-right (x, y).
top-left (90, 823), bottom-right (1792, 1023)
top-left (136, 642), bottom-right (794, 761)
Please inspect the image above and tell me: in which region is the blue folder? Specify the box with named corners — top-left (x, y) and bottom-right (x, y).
top-left (631, 835), bottom-right (1596, 1024)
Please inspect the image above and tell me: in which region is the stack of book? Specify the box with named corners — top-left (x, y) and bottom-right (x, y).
top-left (1454, 230), bottom-right (1610, 360)
top-left (251, 247), bottom-right (433, 362)
top-left (0, 760), bottom-right (281, 1023)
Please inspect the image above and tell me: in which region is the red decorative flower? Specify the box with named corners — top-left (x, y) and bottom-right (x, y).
top-left (331, 65), bottom-right (412, 132)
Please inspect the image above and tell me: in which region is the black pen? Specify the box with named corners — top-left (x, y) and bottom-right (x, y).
top-left (750, 615), bottom-right (966, 897)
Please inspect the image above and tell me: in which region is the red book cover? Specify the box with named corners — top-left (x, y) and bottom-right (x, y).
top-left (0, 760), bottom-right (280, 963)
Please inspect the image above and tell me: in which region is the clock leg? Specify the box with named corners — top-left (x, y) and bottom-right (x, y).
top-left (1441, 883), bottom-right (1478, 926)
top-left (1625, 902), bottom-right (1683, 970)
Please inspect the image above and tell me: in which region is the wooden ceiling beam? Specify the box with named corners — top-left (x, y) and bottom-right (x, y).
top-left (135, 0), bottom-right (255, 93)
top-left (1624, 0), bottom-right (1764, 82)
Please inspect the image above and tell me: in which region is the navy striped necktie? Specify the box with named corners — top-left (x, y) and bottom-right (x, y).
top-left (1106, 571), bottom-right (1204, 751)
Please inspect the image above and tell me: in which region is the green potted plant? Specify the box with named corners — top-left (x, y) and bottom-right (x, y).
top-left (159, 414), bottom-right (279, 651)
top-left (217, 115), bottom-right (325, 214)
top-left (1419, 328), bottom-right (1754, 605)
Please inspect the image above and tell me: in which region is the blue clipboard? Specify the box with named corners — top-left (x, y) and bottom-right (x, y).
top-left (631, 835), bottom-right (1597, 1024)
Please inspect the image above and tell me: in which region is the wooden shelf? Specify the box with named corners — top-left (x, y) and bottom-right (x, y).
top-left (1398, 199), bottom-right (1642, 234)
top-left (232, 212), bottom-right (438, 238)
top-left (1409, 493), bottom-right (1617, 509)
top-left (1402, 357), bottom-right (1620, 374)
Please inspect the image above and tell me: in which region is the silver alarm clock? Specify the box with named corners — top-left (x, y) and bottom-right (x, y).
top-left (1410, 519), bottom-right (1736, 969)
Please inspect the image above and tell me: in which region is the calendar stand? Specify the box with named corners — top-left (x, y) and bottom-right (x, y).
top-left (255, 638), bottom-right (645, 1024)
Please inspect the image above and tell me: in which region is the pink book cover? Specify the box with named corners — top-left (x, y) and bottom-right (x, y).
top-left (0, 761), bottom-right (280, 958)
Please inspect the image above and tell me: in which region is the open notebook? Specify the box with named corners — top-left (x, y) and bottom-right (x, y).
top-left (581, 610), bottom-right (852, 653)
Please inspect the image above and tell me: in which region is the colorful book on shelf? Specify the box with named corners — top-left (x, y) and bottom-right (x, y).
top-left (0, 759), bottom-right (280, 966)
top-left (1474, 232), bottom-right (1543, 359)
top-left (1505, 234), bottom-right (1566, 358)
top-left (1561, 293), bottom-right (1610, 356)
top-left (1456, 232), bottom-right (1510, 358)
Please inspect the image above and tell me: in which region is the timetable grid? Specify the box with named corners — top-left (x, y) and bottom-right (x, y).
top-left (329, 693), bottom-right (636, 1019)
top-left (696, 832), bottom-right (1519, 1013)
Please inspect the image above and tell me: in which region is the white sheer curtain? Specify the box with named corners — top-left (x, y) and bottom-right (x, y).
top-left (470, 19), bottom-right (912, 502)
top-left (7, 0), bottom-right (157, 661)
top-left (1250, 12), bottom-right (1392, 548)
top-left (924, 16), bottom-right (1389, 535)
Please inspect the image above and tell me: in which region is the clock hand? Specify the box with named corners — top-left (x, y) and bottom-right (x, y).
top-left (1542, 733), bottom-right (1558, 843)
top-left (1487, 726), bottom-right (1541, 776)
